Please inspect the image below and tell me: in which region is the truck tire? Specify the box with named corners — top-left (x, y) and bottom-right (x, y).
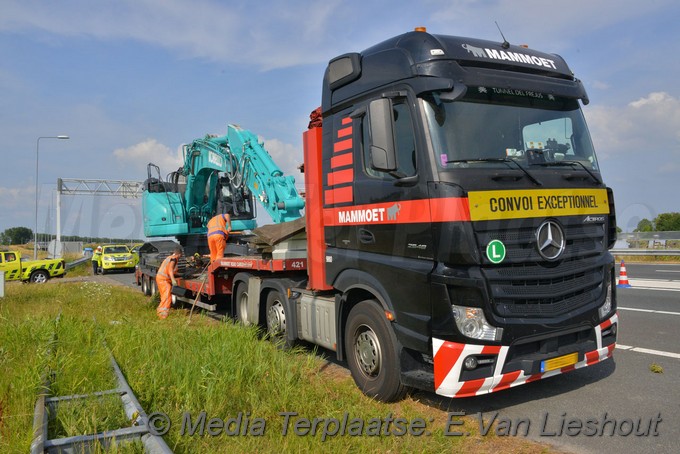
top-left (150, 279), bottom-right (158, 297)
top-left (345, 300), bottom-right (407, 402)
top-left (234, 282), bottom-right (252, 325)
top-left (142, 275), bottom-right (151, 296)
top-left (265, 290), bottom-right (293, 348)
top-left (29, 270), bottom-right (50, 284)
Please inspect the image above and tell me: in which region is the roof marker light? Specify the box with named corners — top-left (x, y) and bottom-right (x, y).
top-left (414, 26), bottom-right (427, 32)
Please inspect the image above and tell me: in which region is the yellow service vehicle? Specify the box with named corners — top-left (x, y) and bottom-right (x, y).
top-left (97, 244), bottom-right (136, 274)
top-left (0, 251), bottom-right (66, 283)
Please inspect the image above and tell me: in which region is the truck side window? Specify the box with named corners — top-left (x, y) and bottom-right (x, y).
top-left (6, 253), bottom-right (15, 262)
top-left (363, 98), bottom-right (416, 179)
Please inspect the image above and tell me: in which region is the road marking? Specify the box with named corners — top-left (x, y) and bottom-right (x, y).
top-left (655, 270), bottom-right (680, 273)
top-left (622, 279), bottom-right (680, 292)
top-left (617, 344), bottom-right (680, 359)
top-left (622, 286), bottom-right (680, 292)
top-left (619, 307), bottom-right (680, 316)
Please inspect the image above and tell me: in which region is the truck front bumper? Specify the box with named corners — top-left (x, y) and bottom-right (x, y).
top-left (432, 312), bottom-right (617, 398)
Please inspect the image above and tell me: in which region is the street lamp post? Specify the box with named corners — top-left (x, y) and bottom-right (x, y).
top-left (35, 135), bottom-right (69, 260)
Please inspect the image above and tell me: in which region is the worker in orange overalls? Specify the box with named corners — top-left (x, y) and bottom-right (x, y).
top-left (156, 245), bottom-right (183, 320)
top-left (207, 213), bottom-right (232, 262)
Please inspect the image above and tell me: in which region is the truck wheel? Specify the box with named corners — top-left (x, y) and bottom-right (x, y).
top-left (345, 300), bottom-right (407, 402)
top-left (150, 279), bottom-right (158, 297)
top-left (29, 270), bottom-right (50, 284)
top-left (234, 282), bottom-right (252, 325)
top-left (265, 290), bottom-right (293, 348)
top-left (142, 275), bottom-right (151, 296)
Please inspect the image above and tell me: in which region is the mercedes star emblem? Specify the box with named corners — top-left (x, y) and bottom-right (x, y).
top-left (536, 220), bottom-right (565, 261)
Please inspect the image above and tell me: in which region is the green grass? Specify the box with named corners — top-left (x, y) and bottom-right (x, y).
top-left (0, 282), bottom-right (549, 453)
top-left (613, 255), bottom-right (680, 264)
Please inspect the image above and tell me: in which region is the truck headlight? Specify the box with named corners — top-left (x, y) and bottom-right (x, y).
top-left (599, 282), bottom-right (612, 320)
top-left (452, 305), bottom-right (503, 341)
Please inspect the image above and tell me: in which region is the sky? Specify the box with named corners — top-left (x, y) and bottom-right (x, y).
top-left (1, 0), bottom-right (679, 241)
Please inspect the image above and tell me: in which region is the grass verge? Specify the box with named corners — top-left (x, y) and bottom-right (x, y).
top-left (0, 282), bottom-right (551, 453)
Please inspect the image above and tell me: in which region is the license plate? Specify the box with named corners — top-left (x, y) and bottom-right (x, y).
top-left (541, 352), bottom-right (578, 372)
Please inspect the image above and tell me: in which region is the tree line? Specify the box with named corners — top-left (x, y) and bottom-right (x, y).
top-left (634, 212), bottom-right (680, 232)
top-left (0, 226), bottom-right (142, 246)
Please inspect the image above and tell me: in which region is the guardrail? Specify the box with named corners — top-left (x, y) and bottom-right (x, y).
top-left (65, 257), bottom-right (90, 270)
top-left (610, 249), bottom-right (680, 256)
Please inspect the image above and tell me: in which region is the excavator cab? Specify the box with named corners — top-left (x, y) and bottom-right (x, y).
top-left (215, 175), bottom-right (256, 222)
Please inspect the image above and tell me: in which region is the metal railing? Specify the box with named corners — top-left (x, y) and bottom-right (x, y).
top-left (65, 257), bottom-right (90, 270)
top-left (611, 249), bottom-right (680, 256)
top-left (612, 231), bottom-right (680, 256)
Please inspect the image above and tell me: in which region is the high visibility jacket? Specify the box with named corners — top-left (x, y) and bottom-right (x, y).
top-left (157, 253), bottom-right (179, 282)
top-left (207, 214), bottom-right (230, 238)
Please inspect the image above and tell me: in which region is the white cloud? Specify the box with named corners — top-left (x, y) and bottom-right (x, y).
top-left (262, 138), bottom-right (305, 188)
top-left (585, 92), bottom-right (680, 226)
top-left (0, 0), bottom-right (345, 70)
top-left (111, 135), bottom-right (304, 190)
top-left (585, 91), bottom-right (680, 161)
top-left (113, 139), bottom-right (183, 176)
top-left (427, 0), bottom-right (676, 50)
top-left (591, 81), bottom-right (610, 91)
top-left (0, 185), bottom-right (39, 232)
top-left (0, 186), bottom-right (32, 211)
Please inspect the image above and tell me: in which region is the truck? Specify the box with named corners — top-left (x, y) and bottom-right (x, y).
top-left (0, 250), bottom-right (66, 283)
top-left (136, 27), bottom-right (618, 402)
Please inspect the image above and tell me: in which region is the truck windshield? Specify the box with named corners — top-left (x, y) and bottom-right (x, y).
top-left (422, 87), bottom-right (599, 171)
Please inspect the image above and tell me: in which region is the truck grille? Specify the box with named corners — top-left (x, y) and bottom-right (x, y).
top-left (477, 220), bottom-right (606, 317)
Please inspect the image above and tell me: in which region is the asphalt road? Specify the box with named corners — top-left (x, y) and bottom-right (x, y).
top-left (106, 264), bottom-right (680, 454)
top-left (416, 262), bottom-right (680, 454)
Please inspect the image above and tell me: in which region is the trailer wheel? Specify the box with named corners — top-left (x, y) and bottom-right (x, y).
top-left (265, 290), bottom-right (293, 348)
top-left (345, 300), bottom-right (407, 402)
top-left (142, 275), bottom-right (151, 296)
top-left (29, 270), bottom-right (49, 284)
top-left (150, 279), bottom-right (157, 297)
top-left (234, 282), bottom-right (252, 325)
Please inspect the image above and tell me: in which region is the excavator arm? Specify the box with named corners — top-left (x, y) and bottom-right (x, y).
top-left (209, 125), bottom-right (304, 223)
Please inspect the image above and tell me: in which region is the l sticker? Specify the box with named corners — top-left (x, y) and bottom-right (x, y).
top-left (486, 240), bottom-right (506, 264)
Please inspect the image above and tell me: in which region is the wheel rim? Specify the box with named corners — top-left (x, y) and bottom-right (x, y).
top-left (33, 273), bottom-right (47, 283)
top-left (238, 290), bottom-right (250, 324)
top-left (354, 324), bottom-right (382, 377)
top-left (267, 299), bottom-right (286, 335)
top-left (142, 278), bottom-right (148, 294)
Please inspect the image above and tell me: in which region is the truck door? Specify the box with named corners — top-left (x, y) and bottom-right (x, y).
top-left (321, 93), bottom-right (436, 352)
top-left (352, 95), bottom-right (434, 259)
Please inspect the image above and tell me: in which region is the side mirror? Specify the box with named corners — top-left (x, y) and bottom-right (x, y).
top-left (368, 98), bottom-right (397, 172)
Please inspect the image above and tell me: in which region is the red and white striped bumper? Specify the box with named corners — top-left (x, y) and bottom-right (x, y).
top-left (433, 313), bottom-right (618, 398)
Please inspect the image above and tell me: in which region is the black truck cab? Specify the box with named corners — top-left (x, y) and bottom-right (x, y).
top-left (317, 29), bottom-right (617, 399)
